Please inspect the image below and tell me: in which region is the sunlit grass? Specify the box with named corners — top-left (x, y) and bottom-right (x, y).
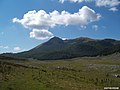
top-left (0, 55), bottom-right (120, 90)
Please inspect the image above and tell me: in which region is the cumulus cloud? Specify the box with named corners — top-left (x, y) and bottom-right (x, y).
top-left (96, 0), bottom-right (120, 12)
top-left (13, 6), bottom-right (101, 40)
top-left (96, 0), bottom-right (120, 7)
top-left (30, 29), bottom-right (53, 40)
top-left (13, 6), bottom-right (101, 28)
top-left (58, 0), bottom-right (120, 11)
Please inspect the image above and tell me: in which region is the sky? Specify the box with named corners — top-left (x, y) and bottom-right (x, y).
top-left (0, 0), bottom-right (120, 53)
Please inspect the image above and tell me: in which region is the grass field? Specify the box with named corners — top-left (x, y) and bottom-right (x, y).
top-left (0, 53), bottom-right (120, 90)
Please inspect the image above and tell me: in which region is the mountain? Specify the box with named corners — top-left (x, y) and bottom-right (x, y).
top-left (1, 37), bottom-right (120, 60)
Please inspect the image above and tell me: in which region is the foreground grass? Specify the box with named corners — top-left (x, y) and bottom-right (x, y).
top-left (0, 54), bottom-right (120, 90)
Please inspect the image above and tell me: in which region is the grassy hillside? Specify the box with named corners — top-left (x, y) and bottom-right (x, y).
top-left (0, 54), bottom-right (120, 90)
top-left (2, 37), bottom-right (120, 60)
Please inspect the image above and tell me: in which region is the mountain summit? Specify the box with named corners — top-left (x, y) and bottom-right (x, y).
top-left (30, 37), bottom-right (65, 52)
top-left (2, 37), bottom-right (120, 60)
top-left (47, 37), bottom-right (63, 43)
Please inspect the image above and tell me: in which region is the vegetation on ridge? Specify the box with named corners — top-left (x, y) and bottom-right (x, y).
top-left (2, 37), bottom-right (120, 60)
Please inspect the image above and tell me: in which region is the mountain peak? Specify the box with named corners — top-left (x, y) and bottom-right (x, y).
top-left (50, 36), bottom-right (62, 40)
top-left (7, 37), bottom-right (120, 60)
top-left (48, 37), bottom-right (63, 43)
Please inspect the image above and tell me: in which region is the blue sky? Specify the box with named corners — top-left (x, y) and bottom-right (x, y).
top-left (0, 0), bottom-right (120, 53)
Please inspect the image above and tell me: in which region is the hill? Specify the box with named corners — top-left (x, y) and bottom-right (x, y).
top-left (1, 37), bottom-right (120, 60)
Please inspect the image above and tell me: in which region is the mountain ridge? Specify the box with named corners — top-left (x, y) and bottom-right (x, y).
top-left (1, 37), bottom-right (120, 60)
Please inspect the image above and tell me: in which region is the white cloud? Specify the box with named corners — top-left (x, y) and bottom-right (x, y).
top-left (13, 6), bottom-right (101, 28)
top-left (96, 0), bottom-right (120, 12)
top-left (0, 45), bottom-right (9, 49)
top-left (59, 0), bottom-right (120, 7)
top-left (30, 29), bottom-right (53, 40)
top-left (58, 0), bottom-right (120, 11)
top-left (14, 47), bottom-right (21, 51)
top-left (109, 7), bottom-right (118, 12)
top-left (13, 6), bottom-right (101, 40)
top-left (61, 37), bottom-right (68, 40)
top-left (13, 10), bottom-right (56, 29)
top-left (59, 0), bottom-right (93, 3)
top-left (92, 25), bottom-right (98, 31)
top-left (96, 0), bottom-right (120, 7)
top-left (13, 47), bottom-right (26, 53)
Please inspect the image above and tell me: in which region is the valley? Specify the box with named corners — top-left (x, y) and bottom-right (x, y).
top-left (0, 53), bottom-right (120, 90)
